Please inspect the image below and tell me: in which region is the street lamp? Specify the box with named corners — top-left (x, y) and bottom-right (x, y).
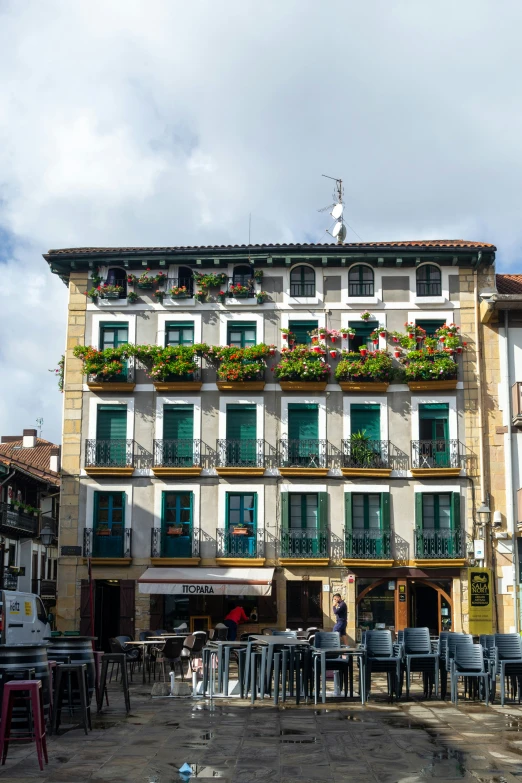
top-left (39, 522), bottom-right (55, 549)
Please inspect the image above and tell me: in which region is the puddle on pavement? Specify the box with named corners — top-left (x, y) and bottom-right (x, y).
top-left (420, 748), bottom-right (467, 778)
top-left (200, 732), bottom-right (213, 740)
top-left (279, 729), bottom-right (317, 744)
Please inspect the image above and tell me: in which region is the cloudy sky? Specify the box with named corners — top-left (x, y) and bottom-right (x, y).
top-left (0, 0), bottom-right (521, 443)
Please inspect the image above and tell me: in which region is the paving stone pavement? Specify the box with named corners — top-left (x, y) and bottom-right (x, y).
top-left (2, 677), bottom-right (522, 782)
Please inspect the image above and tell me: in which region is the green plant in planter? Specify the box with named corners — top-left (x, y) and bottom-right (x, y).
top-left (195, 290), bottom-right (208, 302)
top-left (73, 345), bottom-right (131, 379)
top-left (127, 291), bottom-right (139, 303)
top-left (169, 285), bottom-right (190, 298)
top-left (273, 347), bottom-right (331, 382)
top-left (193, 272), bottom-right (228, 289)
top-left (217, 360), bottom-right (265, 382)
top-left (335, 350), bottom-right (392, 382)
top-left (85, 284), bottom-right (124, 299)
top-left (349, 431), bottom-right (378, 467)
top-left (404, 351), bottom-right (457, 381)
top-left (253, 269), bottom-right (264, 281)
top-left (228, 282), bottom-right (253, 298)
top-left (134, 344), bottom-right (204, 382)
top-left (424, 337), bottom-right (439, 351)
top-left (153, 290), bottom-right (165, 302)
top-left (256, 291), bottom-right (268, 303)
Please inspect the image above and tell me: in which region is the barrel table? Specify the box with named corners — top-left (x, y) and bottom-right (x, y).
top-left (0, 643), bottom-right (51, 732)
top-left (48, 636), bottom-right (96, 706)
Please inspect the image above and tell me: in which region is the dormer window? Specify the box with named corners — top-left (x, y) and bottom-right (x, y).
top-left (106, 268), bottom-right (127, 296)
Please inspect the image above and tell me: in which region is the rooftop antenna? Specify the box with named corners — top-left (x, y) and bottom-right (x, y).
top-left (318, 175), bottom-right (346, 244)
top-left (36, 418), bottom-right (43, 438)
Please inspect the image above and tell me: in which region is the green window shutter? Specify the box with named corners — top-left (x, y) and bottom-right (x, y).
top-left (415, 319), bottom-right (445, 337)
top-left (225, 493), bottom-right (230, 529)
top-left (100, 323), bottom-right (129, 349)
top-left (288, 404), bottom-right (318, 440)
top-left (226, 405), bottom-right (256, 440)
top-left (451, 492), bottom-right (461, 531)
top-left (252, 494), bottom-right (258, 529)
top-left (415, 493), bottom-right (423, 531)
top-left (419, 403), bottom-right (449, 419)
top-left (288, 320), bottom-right (317, 345)
top-left (96, 406), bottom-right (127, 439)
top-left (227, 322), bottom-right (257, 348)
top-left (344, 493), bottom-right (353, 532)
top-left (164, 405), bottom-right (194, 440)
top-left (165, 322), bottom-right (194, 346)
top-left (350, 404), bottom-right (381, 439)
top-left (120, 493), bottom-right (126, 528)
top-left (280, 493), bottom-right (289, 530)
top-left (93, 491), bottom-right (99, 527)
top-left (318, 492), bottom-right (328, 530)
top-left (380, 492), bottom-right (390, 530)
top-left (161, 491), bottom-right (167, 527)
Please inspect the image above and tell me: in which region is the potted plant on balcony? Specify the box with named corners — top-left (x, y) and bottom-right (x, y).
top-left (96, 524), bottom-right (110, 536)
top-left (127, 291), bottom-right (138, 303)
top-left (335, 350), bottom-right (392, 392)
top-left (73, 345), bottom-right (134, 390)
top-left (273, 347), bottom-right (331, 391)
top-left (167, 525), bottom-right (183, 536)
top-left (256, 290), bottom-right (268, 304)
top-left (135, 344), bottom-right (205, 391)
top-left (169, 285), bottom-right (190, 299)
top-left (205, 344), bottom-right (272, 390)
top-left (232, 523), bottom-right (249, 535)
top-left (85, 284), bottom-right (125, 301)
top-left (253, 269), bottom-right (263, 281)
top-left (153, 289), bottom-right (166, 303)
top-left (228, 282), bottom-right (253, 298)
top-left (404, 350), bottom-right (458, 390)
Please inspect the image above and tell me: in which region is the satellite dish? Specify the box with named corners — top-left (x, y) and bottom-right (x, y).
top-left (338, 224), bottom-right (347, 242)
top-left (331, 203), bottom-right (343, 219)
top-left (332, 221), bottom-right (342, 237)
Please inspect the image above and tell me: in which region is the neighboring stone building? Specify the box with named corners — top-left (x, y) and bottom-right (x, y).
top-left (0, 430), bottom-right (59, 608)
top-left (45, 240), bottom-right (496, 647)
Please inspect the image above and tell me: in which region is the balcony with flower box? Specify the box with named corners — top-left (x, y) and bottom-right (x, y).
top-left (411, 439), bottom-right (461, 478)
top-left (0, 502), bottom-right (38, 539)
top-left (204, 344), bottom-right (273, 391)
top-left (278, 439), bottom-right (331, 477)
top-left (73, 345), bottom-right (136, 392)
top-left (163, 276), bottom-right (195, 307)
top-left (150, 525), bottom-right (201, 566)
top-left (216, 526), bottom-right (265, 565)
top-left (343, 528), bottom-right (393, 568)
top-left (152, 439), bottom-right (202, 477)
top-left (398, 324), bottom-right (462, 391)
top-left (83, 527), bottom-right (132, 565)
top-left (135, 345), bottom-right (204, 391)
top-left (84, 439), bottom-right (135, 477)
top-left (216, 439), bottom-right (267, 477)
top-left (341, 438), bottom-right (392, 478)
top-left (273, 346), bottom-right (330, 392)
top-left (335, 349), bottom-right (392, 392)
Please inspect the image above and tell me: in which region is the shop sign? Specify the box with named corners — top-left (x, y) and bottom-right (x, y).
top-left (468, 567), bottom-right (493, 634)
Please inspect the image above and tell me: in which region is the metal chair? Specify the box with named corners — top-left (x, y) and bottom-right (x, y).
top-left (365, 630), bottom-right (402, 702)
top-left (492, 634), bottom-right (522, 706)
top-left (451, 642), bottom-right (489, 705)
top-left (440, 633), bottom-right (472, 699)
top-left (312, 632), bottom-right (353, 704)
top-left (403, 627), bottom-right (439, 699)
top-left (181, 633), bottom-right (207, 673)
top-left (155, 638), bottom-right (184, 682)
top-left (272, 630), bottom-right (297, 637)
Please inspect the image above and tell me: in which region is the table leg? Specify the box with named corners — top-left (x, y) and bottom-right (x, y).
top-left (142, 646), bottom-right (146, 685)
top-left (217, 645), bottom-right (223, 693)
top-left (224, 647), bottom-right (231, 697)
top-left (322, 651), bottom-right (326, 704)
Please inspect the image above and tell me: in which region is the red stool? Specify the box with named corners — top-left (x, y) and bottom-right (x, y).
top-left (0, 680), bottom-right (48, 771)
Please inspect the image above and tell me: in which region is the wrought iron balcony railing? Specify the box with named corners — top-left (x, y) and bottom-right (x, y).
top-left (344, 528), bottom-right (391, 559)
top-left (153, 439), bottom-right (201, 468)
top-left (85, 439), bottom-right (135, 469)
top-left (226, 277), bottom-right (256, 297)
top-left (416, 280), bottom-right (442, 297)
top-left (289, 282), bottom-right (315, 297)
top-left (83, 528), bottom-right (132, 558)
top-left (216, 527), bottom-right (264, 558)
top-left (87, 362), bottom-right (135, 385)
top-left (3, 573), bottom-right (18, 590)
top-left (278, 440), bottom-right (330, 469)
top-left (411, 440), bottom-right (460, 470)
top-left (0, 502), bottom-right (38, 538)
top-left (216, 439), bottom-right (266, 468)
top-left (341, 439), bottom-right (390, 470)
top-left (166, 276), bottom-right (194, 296)
top-left (348, 281), bottom-right (374, 297)
top-left (414, 527), bottom-right (463, 559)
top-left (281, 528), bottom-right (328, 559)
top-left (151, 526), bottom-right (200, 558)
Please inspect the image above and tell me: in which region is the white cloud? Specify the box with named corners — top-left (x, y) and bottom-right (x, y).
top-left (0, 0), bottom-right (521, 441)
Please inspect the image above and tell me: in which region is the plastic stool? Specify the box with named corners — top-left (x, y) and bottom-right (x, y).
top-left (0, 680), bottom-right (48, 771)
top-left (98, 654), bottom-right (130, 714)
top-left (52, 664), bottom-right (91, 735)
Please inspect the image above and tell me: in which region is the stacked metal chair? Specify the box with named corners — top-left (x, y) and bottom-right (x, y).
top-left (403, 627), bottom-right (439, 699)
top-left (491, 634), bottom-right (522, 706)
top-left (450, 642), bottom-right (489, 705)
top-left (365, 630), bottom-right (402, 702)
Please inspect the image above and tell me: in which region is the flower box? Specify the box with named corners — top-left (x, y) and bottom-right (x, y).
top-left (167, 527), bottom-right (183, 536)
top-left (103, 291), bottom-right (123, 299)
top-left (232, 527), bottom-right (249, 536)
top-left (96, 529), bottom-right (111, 536)
top-left (137, 281), bottom-right (154, 289)
top-left (216, 381), bottom-right (266, 391)
top-left (339, 381), bottom-right (389, 392)
top-left (153, 380), bottom-right (203, 391)
top-left (279, 381), bottom-right (328, 391)
top-left (407, 380), bottom-right (458, 391)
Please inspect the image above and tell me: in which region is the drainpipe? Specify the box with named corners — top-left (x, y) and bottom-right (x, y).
top-left (474, 270), bottom-right (487, 539)
top-left (502, 309), bottom-right (518, 631)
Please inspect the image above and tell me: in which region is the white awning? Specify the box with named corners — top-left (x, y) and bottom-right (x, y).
top-left (138, 567), bottom-right (275, 597)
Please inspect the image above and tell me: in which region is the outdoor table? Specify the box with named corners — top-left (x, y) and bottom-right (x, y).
top-left (125, 641), bottom-right (161, 684)
top-left (205, 641), bottom-right (249, 696)
top-left (311, 646), bottom-right (366, 705)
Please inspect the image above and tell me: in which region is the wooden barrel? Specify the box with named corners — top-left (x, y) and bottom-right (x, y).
top-left (48, 636), bottom-right (96, 706)
top-left (0, 644), bottom-right (51, 732)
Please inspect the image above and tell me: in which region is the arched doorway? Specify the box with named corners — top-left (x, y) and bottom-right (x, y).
top-left (356, 577), bottom-right (453, 636)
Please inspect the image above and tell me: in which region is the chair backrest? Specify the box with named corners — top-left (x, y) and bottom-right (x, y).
top-left (454, 642), bottom-right (485, 672)
top-left (164, 638), bottom-right (184, 659)
top-left (446, 633), bottom-right (472, 663)
top-left (109, 637), bottom-right (124, 653)
top-left (216, 627), bottom-right (229, 641)
top-left (184, 633), bottom-right (206, 654)
top-left (403, 627), bottom-right (431, 655)
top-left (313, 631), bottom-right (341, 649)
top-left (272, 630), bottom-right (297, 637)
top-left (479, 634), bottom-right (495, 651)
top-left (366, 630), bottom-right (394, 658)
top-left (396, 630), bottom-right (404, 645)
top-left (494, 633), bottom-right (522, 660)
top-left (305, 627), bottom-right (319, 637)
top-left (116, 635), bottom-right (132, 646)
top-left (139, 631), bottom-right (154, 641)
top-left (438, 631), bottom-right (452, 657)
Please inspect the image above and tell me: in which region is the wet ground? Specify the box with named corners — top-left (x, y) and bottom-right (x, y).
top-left (3, 677), bottom-right (522, 782)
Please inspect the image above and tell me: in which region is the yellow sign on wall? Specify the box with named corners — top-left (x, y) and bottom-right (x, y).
top-left (468, 567), bottom-right (493, 634)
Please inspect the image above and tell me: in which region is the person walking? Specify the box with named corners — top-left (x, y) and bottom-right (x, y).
top-left (332, 593), bottom-right (348, 645)
top-left (223, 605), bottom-right (249, 641)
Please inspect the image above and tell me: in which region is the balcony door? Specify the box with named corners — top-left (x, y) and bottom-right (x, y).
top-left (347, 322), bottom-right (374, 352)
top-left (163, 405), bottom-right (194, 466)
top-left (288, 404), bottom-right (319, 466)
top-left (96, 405), bottom-right (127, 466)
top-left (416, 492), bottom-right (460, 557)
top-left (226, 405), bottom-right (257, 465)
top-left (99, 323), bottom-right (129, 381)
top-left (225, 492), bottom-right (257, 557)
top-left (162, 491), bottom-right (193, 557)
top-left (286, 581), bottom-right (322, 628)
top-left (419, 404), bottom-right (449, 467)
top-left (283, 492), bottom-right (328, 557)
top-left (288, 320), bottom-right (317, 346)
top-left (93, 492), bottom-right (125, 557)
top-left (346, 492), bottom-right (390, 558)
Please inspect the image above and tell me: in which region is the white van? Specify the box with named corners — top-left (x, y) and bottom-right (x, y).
top-left (0, 591), bottom-right (51, 644)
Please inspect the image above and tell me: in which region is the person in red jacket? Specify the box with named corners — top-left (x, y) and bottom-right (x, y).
top-left (223, 606), bottom-right (249, 640)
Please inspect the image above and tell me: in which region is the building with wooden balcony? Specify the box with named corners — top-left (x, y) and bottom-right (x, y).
top-left (0, 430), bottom-right (59, 612)
top-left (47, 239), bottom-right (496, 644)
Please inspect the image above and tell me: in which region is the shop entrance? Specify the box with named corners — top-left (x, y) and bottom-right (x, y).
top-left (356, 577), bottom-right (452, 638)
top-left (286, 581), bottom-right (322, 628)
top-left (80, 579), bottom-right (135, 651)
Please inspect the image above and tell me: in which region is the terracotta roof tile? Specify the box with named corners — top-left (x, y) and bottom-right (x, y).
top-left (0, 438), bottom-right (60, 485)
top-left (496, 274), bottom-right (522, 294)
top-left (45, 239), bottom-right (496, 256)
